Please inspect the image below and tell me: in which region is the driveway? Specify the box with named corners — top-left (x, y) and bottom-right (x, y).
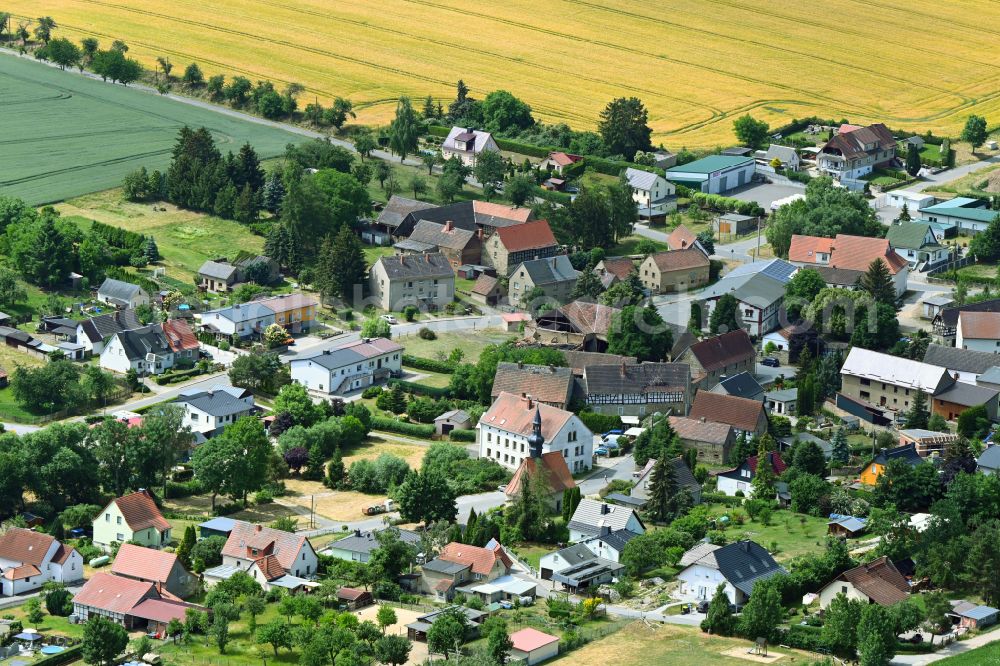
top-left (724, 181), bottom-right (805, 210)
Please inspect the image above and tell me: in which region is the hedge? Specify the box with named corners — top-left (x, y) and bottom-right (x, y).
top-left (577, 411), bottom-right (622, 434)
top-left (449, 428), bottom-right (476, 442)
top-left (32, 645), bottom-right (82, 666)
top-left (701, 492), bottom-right (744, 507)
top-left (781, 625), bottom-right (828, 652)
top-left (154, 367), bottom-right (203, 385)
top-left (370, 416), bottom-right (436, 438)
top-left (534, 186), bottom-right (573, 205)
top-left (166, 478), bottom-right (203, 498)
top-left (388, 378), bottom-right (451, 398)
top-left (402, 354), bottom-right (455, 374)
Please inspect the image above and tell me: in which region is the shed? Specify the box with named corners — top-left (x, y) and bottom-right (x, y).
top-left (435, 409), bottom-right (472, 436)
top-left (336, 588), bottom-right (373, 609)
top-left (951, 603), bottom-right (999, 630)
top-left (198, 517), bottom-right (236, 539)
top-left (509, 627), bottom-right (560, 665)
top-left (827, 514), bottom-right (867, 538)
top-left (717, 213), bottom-right (757, 236)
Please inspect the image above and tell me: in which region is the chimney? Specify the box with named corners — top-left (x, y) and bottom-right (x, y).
top-left (355, 529), bottom-right (362, 537)
top-left (620, 361), bottom-right (626, 378)
top-left (740, 541), bottom-right (749, 552)
top-left (549, 364), bottom-right (555, 373)
top-left (477, 228), bottom-right (483, 240)
top-left (600, 525), bottom-right (611, 536)
top-left (526, 397), bottom-right (534, 410)
top-left (444, 221), bottom-right (453, 232)
top-left (518, 361), bottom-right (524, 369)
top-left (255, 525), bottom-right (263, 533)
top-left (700, 416), bottom-right (706, 422)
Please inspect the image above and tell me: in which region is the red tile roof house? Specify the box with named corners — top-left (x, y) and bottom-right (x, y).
top-left (675, 329), bottom-right (756, 390)
top-left (688, 391), bottom-right (769, 438)
top-left (112, 543), bottom-right (198, 599)
top-left (787, 233), bottom-right (909, 297)
top-left (203, 521), bottom-right (319, 592)
top-left (510, 627), bottom-right (560, 665)
top-left (483, 219), bottom-right (560, 276)
top-left (539, 151), bottom-right (583, 175)
top-left (0, 528), bottom-right (83, 597)
top-left (93, 489), bottom-right (172, 551)
top-left (161, 318), bottom-right (199, 362)
top-left (72, 572), bottom-right (201, 633)
top-left (336, 587), bottom-right (373, 609)
top-left (419, 542), bottom-right (513, 601)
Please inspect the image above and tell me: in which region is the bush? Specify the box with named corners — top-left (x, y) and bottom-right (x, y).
top-left (254, 489), bottom-right (274, 505)
top-left (402, 355), bottom-right (455, 374)
top-left (782, 625), bottom-right (828, 652)
top-left (370, 416), bottom-right (436, 438)
top-left (417, 327), bottom-right (436, 340)
top-left (449, 428), bottom-right (476, 442)
top-left (361, 386), bottom-right (383, 399)
top-left (577, 411), bottom-right (622, 434)
top-left (166, 478), bottom-right (203, 499)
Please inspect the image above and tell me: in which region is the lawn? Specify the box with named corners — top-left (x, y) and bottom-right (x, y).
top-left (612, 235), bottom-right (669, 256)
top-left (936, 642), bottom-right (1000, 665)
top-left (16, 1), bottom-right (1000, 148)
top-left (3, 602), bottom-right (85, 639)
top-left (393, 330), bottom-right (514, 363)
top-left (0, 53), bottom-right (301, 205)
top-left (56, 191), bottom-right (265, 283)
top-left (549, 621), bottom-right (812, 665)
top-left (703, 505), bottom-right (835, 563)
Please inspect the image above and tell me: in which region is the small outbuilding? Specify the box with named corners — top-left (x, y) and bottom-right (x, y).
top-left (949, 601), bottom-right (999, 630)
top-left (435, 409), bottom-right (472, 436)
top-left (336, 588), bottom-right (373, 610)
top-left (509, 627), bottom-right (560, 665)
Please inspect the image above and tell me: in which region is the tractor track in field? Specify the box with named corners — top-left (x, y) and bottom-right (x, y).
top-left (0, 126), bottom-right (172, 146)
top-left (566, 0), bottom-right (973, 105)
top-left (0, 148), bottom-right (173, 187)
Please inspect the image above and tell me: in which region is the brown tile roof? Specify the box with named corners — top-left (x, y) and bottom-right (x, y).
top-left (596, 257), bottom-right (635, 281)
top-left (481, 392), bottom-right (575, 441)
top-left (471, 274), bottom-right (499, 296)
top-left (73, 572), bottom-right (157, 615)
top-left (222, 521), bottom-right (311, 572)
top-left (838, 556), bottom-right (909, 606)
top-left (112, 543), bottom-right (183, 584)
top-left (667, 225), bottom-right (698, 251)
top-left (583, 362), bottom-right (689, 396)
top-left (562, 350), bottom-right (637, 374)
top-left (253, 554), bottom-right (286, 581)
top-left (558, 301), bottom-right (621, 336)
top-left (161, 319), bottom-right (199, 353)
top-left (746, 451), bottom-right (787, 475)
top-left (689, 391), bottom-right (766, 433)
top-left (649, 247), bottom-right (710, 273)
top-left (337, 587), bottom-right (371, 601)
top-left (2, 564), bottom-right (41, 580)
top-left (130, 598), bottom-right (198, 624)
top-left (687, 330), bottom-right (755, 372)
top-left (830, 234), bottom-right (907, 274)
top-left (110, 490), bottom-right (171, 533)
top-left (492, 362), bottom-right (574, 406)
top-left (505, 452), bottom-right (576, 498)
top-left (408, 220), bottom-right (478, 251)
top-left (51, 543), bottom-right (76, 565)
top-left (256, 293), bottom-right (319, 314)
top-left (0, 528), bottom-right (56, 567)
top-left (788, 235), bottom-right (835, 263)
top-left (959, 311), bottom-right (1000, 340)
top-left (495, 219), bottom-right (558, 253)
top-left (438, 541), bottom-right (513, 576)
top-left (473, 201), bottom-right (533, 224)
top-left (821, 123), bottom-right (895, 161)
top-left (547, 152), bottom-right (582, 167)
top-left (669, 416), bottom-right (733, 445)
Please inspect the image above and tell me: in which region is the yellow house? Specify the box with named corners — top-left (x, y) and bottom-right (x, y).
top-left (93, 490), bottom-right (172, 551)
top-left (860, 443), bottom-right (923, 486)
top-left (257, 294), bottom-right (319, 334)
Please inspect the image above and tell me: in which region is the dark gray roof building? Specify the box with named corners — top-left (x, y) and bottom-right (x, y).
top-left (326, 528), bottom-right (421, 558)
top-left (98, 278), bottom-right (146, 307)
top-left (115, 325), bottom-right (171, 361)
top-left (680, 540), bottom-right (786, 597)
top-left (582, 362), bottom-right (690, 397)
top-left (377, 195), bottom-right (437, 231)
top-left (175, 385), bottom-right (253, 417)
top-left (78, 310), bottom-right (144, 343)
top-left (924, 343), bottom-right (1000, 376)
top-left (198, 261), bottom-right (238, 281)
top-left (712, 371), bottom-right (765, 401)
top-left (375, 253), bottom-right (454, 280)
top-left (514, 255), bottom-right (578, 286)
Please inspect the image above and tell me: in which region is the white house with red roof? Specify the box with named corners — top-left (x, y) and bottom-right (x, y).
top-left (112, 543), bottom-right (198, 599)
top-left (478, 392), bottom-right (593, 473)
top-left (0, 528), bottom-right (82, 596)
top-left (787, 233), bottom-right (909, 297)
top-left (72, 571), bottom-right (200, 632)
top-left (204, 521), bottom-right (318, 592)
top-left (419, 541), bottom-right (513, 600)
top-left (93, 489), bottom-right (172, 551)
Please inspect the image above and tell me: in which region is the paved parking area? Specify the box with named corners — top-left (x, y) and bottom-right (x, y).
top-left (725, 181), bottom-right (805, 209)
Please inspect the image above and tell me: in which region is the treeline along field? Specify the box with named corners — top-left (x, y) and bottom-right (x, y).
top-left (0, 53), bottom-right (301, 205)
top-left (6, 0), bottom-right (1000, 147)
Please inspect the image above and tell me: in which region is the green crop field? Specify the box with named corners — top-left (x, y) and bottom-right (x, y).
top-left (0, 53), bottom-right (302, 205)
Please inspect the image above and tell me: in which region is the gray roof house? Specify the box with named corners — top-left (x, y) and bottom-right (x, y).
top-left (368, 253), bottom-right (455, 312)
top-left (100, 324), bottom-right (174, 375)
top-left (509, 255), bottom-right (579, 307)
top-left (765, 387), bottom-right (798, 416)
top-left (97, 278), bottom-right (149, 309)
top-left (779, 432), bottom-right (832, 459)
top-left (764, 144), bottom-right (800, 171)
top-left (676, 540), bottom-right (786, 606)
top-left (76, 309), bottom-right (143, 354)
top-left (924, 343), bottom-right (1000, 382)
top-left (567, 499), bottom-right (645, 543)
top-left (322, 528), bottom-right (422, 564)
top-left (710, 372), bottom-right (765, 401)
top-left (174, 385), bottom-right (255, 438)
top-left (539, 541), bottom-right (625, 591)
top-left (631, 457), bottom-right (702, 505)
top-left (377, 195), bottom-right (437, 235)
top-left (977, 445), bottom-right (1000, 476)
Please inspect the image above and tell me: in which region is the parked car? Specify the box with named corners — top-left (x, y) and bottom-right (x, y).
top-left (603, 429), bottom-right (624, 437)
top-left (381, 314), bottom-right (398, 324)
top-left (595, 447), bottom-right (609, 456)
top-left (761, 357), bottom-right (780, 367)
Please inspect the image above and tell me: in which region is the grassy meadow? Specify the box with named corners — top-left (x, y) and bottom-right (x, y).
top-left (0, 53), bottom-right (300, 204)
top-left (7, 0), bottom-right (1000, 147)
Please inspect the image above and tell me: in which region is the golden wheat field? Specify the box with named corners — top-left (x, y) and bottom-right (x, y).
top-left (8, 0), bottom-right (1000, 146)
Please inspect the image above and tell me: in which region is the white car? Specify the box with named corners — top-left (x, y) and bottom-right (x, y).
top-left (381, 314), bottom-right (398, 325)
